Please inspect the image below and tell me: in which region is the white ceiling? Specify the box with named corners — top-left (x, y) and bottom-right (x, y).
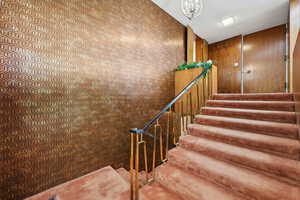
top-left (152, 0), bottom-right (289, 44)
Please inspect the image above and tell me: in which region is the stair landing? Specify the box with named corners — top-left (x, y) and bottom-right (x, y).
top-left (25, 166), bottom-right (130, 200)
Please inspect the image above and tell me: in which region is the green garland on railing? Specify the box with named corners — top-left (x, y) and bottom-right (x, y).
top-left (175, 61), bottom-right (213, 71)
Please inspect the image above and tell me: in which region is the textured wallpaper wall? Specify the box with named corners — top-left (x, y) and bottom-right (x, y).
top-left (0, 0), bottom-right (185, 199)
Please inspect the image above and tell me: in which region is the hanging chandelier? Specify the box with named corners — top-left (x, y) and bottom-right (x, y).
top-left (181, 0), bottom-right (203, 20)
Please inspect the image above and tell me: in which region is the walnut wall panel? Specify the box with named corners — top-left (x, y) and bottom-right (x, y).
top-left (187, 26), bottom-right (196, 62)
top-left (293, 32), bottom-right (300, 140)
top-left (243, 25), bottom-right (286, 93)
top-left (208, 36), bottom-right (242, 93)
top-left (290, 0), bottom-right (300, 92)
top-left (290, 0), bottom-right (300, 140)
top-left (0, 1), bottom-right (185, 199)
top-left (196, 36), bottom-right (208, 62)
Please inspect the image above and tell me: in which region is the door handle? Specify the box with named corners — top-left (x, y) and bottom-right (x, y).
top-left (242, 70), bottom-right (251, 74)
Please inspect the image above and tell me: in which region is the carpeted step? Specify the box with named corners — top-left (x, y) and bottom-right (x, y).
top-left (179, 135), bottom-right (300, 183)
top-left (155, 164), bottom-right (246, 200)
top-left (213, 93), bottom-right (293, 101)
top-left (201, 107), bottom-right (296, 124)
top-left (206, 100), bottom-right (295, 111)
top-left (194, 115), bottom-right (298, 139)
top-left (168, 148), bottom-right (300, 200)
top-left (116, 168), bottom-right (131, 183)
top-left (188, 124), bottom-right (300, 160)
top-left (117, 168), bottom-right (149, 186)
top-left (140, 182), bottom-right (184, 200)
top-left (25, 166), bottom-right (130, 200)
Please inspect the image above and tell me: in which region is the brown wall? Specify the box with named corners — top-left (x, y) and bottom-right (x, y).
top-left (196, 36), bottom-right (208, 62)
top-left (0, 1), bottom-right (185, 200)
top-left (208, 36), bottom-right (242, 93)
top-left (209, 25), bottom-right (286, 93)
top-left (294, 32), bottom-right (300, 140)
top-left (291, 0), bottom-right (300, 140)
top-left (187, 26), bottom-right (196, 62)
top-left (289, 0), bottom-right (300, 92)
top-left (243, 25), bottom-right (286, 93)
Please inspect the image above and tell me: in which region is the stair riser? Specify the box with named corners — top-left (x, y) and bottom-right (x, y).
top-left (206, 102), bottom-right (295, 112)
top-left (188, 127), bottom-right (300, 160)
top-left (168, 149), bottom-right (300, 200)
top-left (194, 117), bottom-right (298, 139)
top-left (213, 94), bottom-right (294, 101)
top-left (201, 109), bottom-right (296, 124)
top-left (140, 183), bottom-right (184, 200)
top-left (155, 173), bottom-right (198, 200)
top-left (179, 137), bottom-right (300, 183)
top-left (155, 164), bottom-right (247, 200)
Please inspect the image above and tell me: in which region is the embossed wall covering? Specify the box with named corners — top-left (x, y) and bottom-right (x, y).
top-left (0, 0), bottom-right (185, 199)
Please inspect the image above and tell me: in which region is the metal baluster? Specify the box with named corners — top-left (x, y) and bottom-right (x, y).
top-left (141, 135), bottom-right (149, 182)
top-left (196, 83), bottom-right (200, 113)
top-left (135, 134), bottom-right (139, 200)
top-left (151, 120), bottom-right (159, 181)
top-left (203, 76), bottom-right (206, 104)
top-left (164, 109), bottom-right (170, 162)
top-left (185, 94), bottom-right (189, 133)
top-left (159, 121), bottom-right (164, 161)
top-left (181, 101), bottom-right (184, 135)
top-left (130, 133), bottom-right (134, 200)
top-left (189, 92), bottom-right (193, 123)
top-left (209, 71), bottom-right (213, 98)
top-left (172, 104), bottom-right (177, 145)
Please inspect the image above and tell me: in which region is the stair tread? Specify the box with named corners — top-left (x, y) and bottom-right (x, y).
top-left (188, 124), bottom-right (300, 159)
top-left (156, 163), bottom-right (245, 200)
top-left (202, 106), bottom-right (296, 114)
top-left (208, 100), bottom-right (295, 104)
top-left (179, 135), bottom-right (300, 183)
top-left (206, 100), bottom-right (295, 111)
top-left (168, 147), bottom-right (300, 200)
top-left (202, 107), bottom-right (296, 123)
top-left (195, 115), bottom-right (298, 139)
top-left (213, 93), bottom-right (293, 101)
top-left (25, 166), bottom-right (130, 200)
top-left (140, 182), bottom-right (184, 200)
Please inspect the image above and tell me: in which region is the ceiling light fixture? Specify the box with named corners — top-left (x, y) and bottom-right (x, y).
top-left (181, 0), bottom-right (204, 21)
top-left (221, 17), bottom-right (235, 26)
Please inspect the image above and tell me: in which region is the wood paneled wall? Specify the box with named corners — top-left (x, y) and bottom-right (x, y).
top-left (294, 32), bottom-right (300, 140)
top-left (209, 25), bottom-right (286, 93)
top-left (290, 0), bottom-right (300, 139)
top-left (290, 0), bottom-right (300, 92)
top-left (187, 26), bottom-right (196, 62)
top-left (187, 27), bottom-right (209, 63)
top-left (243, 25), bottom-right (286, 93)
top-left (196, 37), bottom-right (209, 62)
top-left (208, 36), bottom-right (242, 93)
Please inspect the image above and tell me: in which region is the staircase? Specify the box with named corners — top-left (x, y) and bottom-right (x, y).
top-left (146, 93), bottom-right (300, 200)
top-left (26, 93), bottom-right (300, 200)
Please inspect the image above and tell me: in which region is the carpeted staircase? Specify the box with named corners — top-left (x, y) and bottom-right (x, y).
top-left (152, 93), bottom-right (300, 200)
top-left (26, 93), bottom-right (300, 200)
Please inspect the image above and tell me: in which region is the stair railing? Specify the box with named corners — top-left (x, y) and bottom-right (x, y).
top-left (129, 63), bottom-right (214, 200)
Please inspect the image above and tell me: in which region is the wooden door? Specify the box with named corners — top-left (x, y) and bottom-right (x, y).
top-left (243, 25), bottom-right (286, 93)
top-left (208, 36), bottom-right (242, 93)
